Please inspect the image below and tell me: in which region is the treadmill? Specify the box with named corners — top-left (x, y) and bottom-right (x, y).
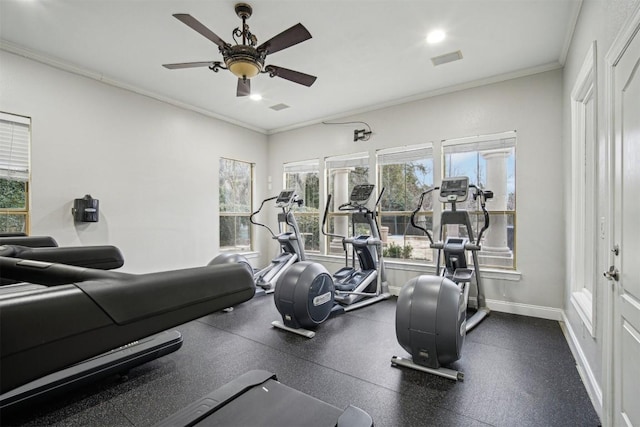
top-left (155, 370), bottom-right (373, 427)
top-left (0, 246), bottom-right (255, 411)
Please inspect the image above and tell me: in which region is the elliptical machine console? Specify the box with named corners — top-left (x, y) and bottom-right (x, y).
top-left (349, 184), bottom-right (376, 205)
top-left (275, 189), bottom-right (296, 207)
top-left (272, 184), bottom-right (391, 338)
top-left (391, 177), bottom-right (493, 381)
top-left (439, 176), bottom-right (469, 202)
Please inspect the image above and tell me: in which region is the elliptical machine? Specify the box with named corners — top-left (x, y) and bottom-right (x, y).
top-left (272, 184), bottom-right (391, 338)
top-left (211, 189), bottom-right (305, 296)
top-left (391, 176), bottom-right (493, 381)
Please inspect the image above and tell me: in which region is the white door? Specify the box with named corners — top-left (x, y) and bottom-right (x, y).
top-left (608, 7), bottom-right (640, 427)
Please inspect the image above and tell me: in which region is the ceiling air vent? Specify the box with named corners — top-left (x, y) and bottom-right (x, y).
top-left (269, 103), bottom-right (290, 111)
top-left (431, 50), bottom-right (463, 66)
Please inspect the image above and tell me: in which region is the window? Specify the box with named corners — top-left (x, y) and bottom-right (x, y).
top-left (442, 131), bottom-right (516, 269)
top-left (325, 152), bottom-right (370, 255)
top-left (569, 41), bottom-right (597, 335)
top-left (0, 112), bottom-right (30, 234)
top-left (283, 159), bottom-right (320, 252)
top-left (377, 145), bottom-right (434, 261)
top-left (219, 157), bottom-right (253, 251)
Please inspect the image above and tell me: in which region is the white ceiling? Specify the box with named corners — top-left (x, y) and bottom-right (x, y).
top-left (0, 0), bottom-right (581, 134)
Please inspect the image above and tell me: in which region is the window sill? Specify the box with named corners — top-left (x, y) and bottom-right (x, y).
top-left (219, 250), bottom-right (260, 260)
top-left (307, 254), bottom-right (522, 282)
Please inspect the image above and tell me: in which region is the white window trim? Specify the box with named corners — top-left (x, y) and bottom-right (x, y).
top-left (219, 157), bottom-right (254, 252)
top-left (283, 158), bottom-right (321, 253)
top-left (441, 131), bottom-right (517, 270)
top-left (324, 152), bottom-right (370, 255)
top-left (569, 41), bottom-right (597, 336)
top-left (307, 253), bottom-right (522, 282)
top-left (440, 130), bottom-right (517, 148)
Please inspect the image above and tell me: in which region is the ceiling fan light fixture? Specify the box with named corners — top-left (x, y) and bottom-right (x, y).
top-left (164, 4), bottom-right (316, 96)
top-left (228, 59), bottom-right (262, 78)
top-left (225, 45), bottom-right (264, 79)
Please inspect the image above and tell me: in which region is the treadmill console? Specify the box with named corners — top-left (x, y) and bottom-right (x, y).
top-left (275, 190), bottom-right (296, 207)
top-left (439, 177), bottom-right (469, 203)
top-left (350, 184), bottom-right (375, 206)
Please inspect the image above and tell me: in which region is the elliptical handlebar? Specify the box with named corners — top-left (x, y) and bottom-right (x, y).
top-left (321, 194), bottom-right (347, 252)
top-left (250, 192), bottom-right (305, 239)
top-left (373, 187), bottom-right (385, 211)
top-left (470, 185), bottom-right (493, 246)
top-left (321, 185), bottom-right (385, 252)
top-left (250, 196), bottom-right (279, 238)
top-left (411, 182), bottom-right (493, 248)
top-left (410, 187), bottom-right (438, 245)
top-left (282, 195), bottom-right (304, 229)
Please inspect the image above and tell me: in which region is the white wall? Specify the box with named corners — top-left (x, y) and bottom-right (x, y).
top-left (561, 0), bottom-right (639, 417)
top-left (267, 69), bottom-right (565, 317)
top-left (0, 50), bottom-right (268, 273)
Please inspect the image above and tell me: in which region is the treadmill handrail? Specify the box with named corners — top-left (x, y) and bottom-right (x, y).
top-left (0, 245), bottom-right (124, 276)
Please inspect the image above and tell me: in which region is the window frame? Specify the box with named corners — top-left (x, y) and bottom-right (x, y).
top-left (219, 157), bottom-right (254, 252)
top-left (283, 159), bottom-right (321, 253)
top-left (376, 144), bottom-right (435, 262)
top-left (0, 112), bottom-right (31, 235)
top-left (569, 41), bottom-right (597, 336)
top-left (441, 131), bottom-right (517, 270)
top-left (324, 152), bottom-right (370, 256)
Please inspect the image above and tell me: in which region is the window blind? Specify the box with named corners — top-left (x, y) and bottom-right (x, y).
top-left (443, 133), bottom-right (516, 155)
top-left (325, 152), bottom-right (369, 169)
top-left (283, 159), bottom-right (319, 174)
top-left (0, 113), bottom-right (30, 182)
top-left (377, 145), bottom-right (433, 165)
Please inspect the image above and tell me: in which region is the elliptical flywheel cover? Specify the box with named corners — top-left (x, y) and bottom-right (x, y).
top-left (274, 261), bottom-right (335, 329)
top-left (396, 275), bottom-right (465, 369)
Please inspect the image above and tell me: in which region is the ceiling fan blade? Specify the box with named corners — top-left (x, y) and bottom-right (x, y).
top-left (266, 65), bottom-right (317, 87)
top-left (173, 14), bottom-right (229, 48)
top-left (162, 61), bottom-right (214, 69)
top-left (237, 78), bottom-right (251, 97)
top-left (257, 23), bottom-right (312, 55)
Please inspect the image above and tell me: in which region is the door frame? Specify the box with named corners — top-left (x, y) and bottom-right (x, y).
top-left (602, 4), bottom-right (640, 426)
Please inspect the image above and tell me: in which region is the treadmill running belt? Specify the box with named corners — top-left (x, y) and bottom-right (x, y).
top-left (155, 370), bottom-right (373, 427)
top-left (196, 379), bottom-right (341, 426)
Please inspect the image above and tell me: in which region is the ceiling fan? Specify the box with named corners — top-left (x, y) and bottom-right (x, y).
top-left (162, 3), bottom-right (317, 97)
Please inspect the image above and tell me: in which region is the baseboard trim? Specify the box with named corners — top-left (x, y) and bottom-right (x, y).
top-left (389, 285), bottom-right (403, 296)
top-left (484, 298), bottom-right (564, 320)
top-left (560, 312), bottom-right (603, 419)
top-left (386, 289), bottom-right (602, 417)
top-left (388, 291), bottom-right (565, 321)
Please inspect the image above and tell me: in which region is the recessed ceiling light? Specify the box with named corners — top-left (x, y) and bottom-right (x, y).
top-left (249, 94), bottom-right (262, 101)
top-left (426, 30), bottom-right (446, 44)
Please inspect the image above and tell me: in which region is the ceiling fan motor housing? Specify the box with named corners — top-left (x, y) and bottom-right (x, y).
top-left (235, 3), bottom-right (253, 19)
